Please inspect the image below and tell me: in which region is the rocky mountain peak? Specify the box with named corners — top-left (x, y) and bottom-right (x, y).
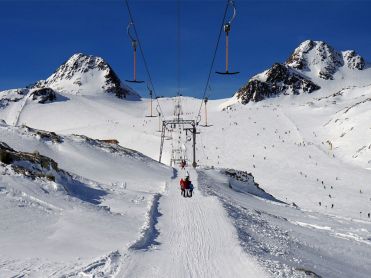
top-left (286, 40), bottom-right (365, 80)
top-left (235, 40), bottom-right (368, 105)
top-left (37, 53), bottom-right (139, 99)
top-left (47, 53), bottom-right (108, 82)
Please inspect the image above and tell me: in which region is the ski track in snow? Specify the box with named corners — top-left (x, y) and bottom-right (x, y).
top-left (118, 168), bottom-right (268, 278)
top-left (11, 89), bottom-right (32, 126)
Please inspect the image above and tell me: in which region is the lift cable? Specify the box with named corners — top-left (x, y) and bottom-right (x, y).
top-left (195, 0), bottom-right (230, 124)
top-left (177, 0), bottom-right (181, 97)
top-left (124, 0), bottom-right (165, 119)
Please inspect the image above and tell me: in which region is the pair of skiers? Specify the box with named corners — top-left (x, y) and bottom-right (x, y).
top-left (180, 175), bottom-right (193, 197)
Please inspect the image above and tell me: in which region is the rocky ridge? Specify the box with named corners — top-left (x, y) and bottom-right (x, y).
top-left (36, 53), bottom-right (139, 99)
top-left (236, 40), bottom-right (367, 104)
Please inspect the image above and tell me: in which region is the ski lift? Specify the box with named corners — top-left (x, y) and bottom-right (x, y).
top-left (165, 127), bottom-right (173, 140)
top-left (196, 114), bottom-right (201, 126)
top-left (146, 83), bottom-right (156, 117)
top-left (126, 22), bottom-right (145, 83)
top-left (216, 0), bottom-right (240, 75)
top-left (156, 105), bottom-right (162, 132)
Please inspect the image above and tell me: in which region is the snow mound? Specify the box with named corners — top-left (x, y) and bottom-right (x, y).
top-left (0, 122), bottom-right (172, 276)
top-left (0, 141), bottom-right (107, 205)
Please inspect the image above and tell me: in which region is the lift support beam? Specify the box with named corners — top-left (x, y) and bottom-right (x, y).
top-left (159, 119), bottom-right (197, 168)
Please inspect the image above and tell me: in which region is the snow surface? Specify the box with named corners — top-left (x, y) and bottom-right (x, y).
top-left (118, 168), bottom-right (268, 278)
top-left (1, 86), bottom-right (370, 276)
top-left (1, 46), bottom-right (371, 277)
top-left (0, 123), bottom-right (173, 277)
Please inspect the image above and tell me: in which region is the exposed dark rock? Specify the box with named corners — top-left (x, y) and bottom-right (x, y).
top-left (21, 125), bottom-right (63, 143)
top-left (236, 79), bottom-right (271, 104)
top-left (31, 88), bottom-right (57, 104)
top-left (0, 142), bottom-right (59, 181)
top-left (236, 63), bottom-right (320, 104)
top-left (71, 134), bottom-right (145, 159)
top-left (103, 65), bottom-right (129, 99)
top-left (343, 50), bottom-right (365, 70)
top-left (224, 168), bottom-right (255, 183)
top-left (235, 40), bottom-right (368, 105)
top-left (98, 139), bottom-right (120, 145)
top-left (286, 40), bottom-right (315, 70)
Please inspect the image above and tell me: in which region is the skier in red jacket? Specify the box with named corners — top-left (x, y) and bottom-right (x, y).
top-left (180, 178), bottom-right (187, 197)
top-left (180, 175), bottom-right (192, 197)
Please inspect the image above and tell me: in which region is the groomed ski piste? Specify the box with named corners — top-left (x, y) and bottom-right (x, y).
top-left (1, 43), bottom-right (371, 277)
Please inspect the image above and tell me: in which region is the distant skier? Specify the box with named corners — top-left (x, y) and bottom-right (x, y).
top-left (180, 159), bottom-right (186, 170)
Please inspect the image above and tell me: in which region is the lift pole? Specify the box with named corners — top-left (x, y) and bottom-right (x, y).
top-left (159, 121), bottom-right (166, 162)
top-left (204, 97), bottom-right (208, 126)
top-left (158, 112), bottom-right (162, 132)
top-left (150, 95), bottom-right (153, 116)
top-left (192, 125), bottom-right (196, 167)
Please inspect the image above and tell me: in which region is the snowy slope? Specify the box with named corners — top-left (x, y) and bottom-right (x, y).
top-left (0, 123), bottom-right (269, 277)
top-left (6, 88), bottom-right (369, 218)
top-left (0, 40), bottom-right (371, 277)
top-left (118, 168), bottom-right (268, 278)
top-left (0, 46), bottom-right (370, 220)
top-left (198, 168), bottom-right (371, 278)
top-left (0, 123), bottom-right (172, 277)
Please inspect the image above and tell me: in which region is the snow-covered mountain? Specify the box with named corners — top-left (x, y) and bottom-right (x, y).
top-left (236, 40), bottom-right (370, 104)
top-left (0, 53), bottom-right (142, 126)
top-left (1, 40), bottom-right (371, 277)
top-left (0, 53), bottom-right (140, 115)
top-left (35, 53), bottom-right (140, 99)
top-left (286, 40), bottom-right (365, 77)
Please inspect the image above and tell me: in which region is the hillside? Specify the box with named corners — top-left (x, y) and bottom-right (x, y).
top-left (0, 123), bottom-right (173, 276)
top-left (0, 41), bottom-right (371, 277)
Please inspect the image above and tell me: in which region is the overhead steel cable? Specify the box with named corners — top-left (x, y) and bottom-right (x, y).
top-left (177, 0), bottom-right (181, 97)
top-left (195, 0), bottom-right (230, 123)
top-left (124, 0), bottom-right (165, 119)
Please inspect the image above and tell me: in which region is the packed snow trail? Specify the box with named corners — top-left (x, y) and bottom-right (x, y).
top-left (119, 168), bottom-right (268, 278)
top-left (11, 89), bottom-right (32, 126)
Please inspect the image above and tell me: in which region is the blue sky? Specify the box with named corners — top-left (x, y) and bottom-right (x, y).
top-left (1, 0), bottom-right (370, 99)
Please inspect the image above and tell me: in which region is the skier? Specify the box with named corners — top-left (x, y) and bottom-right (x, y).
top-left (184, 175), bottom-right (192, 198)
top-left (180, 159), bottom-right (186, 170)
top-left (188, 180), bottom-right (194, 197)
top-left (180, 175), bottom-right (192, 198)
top-left (180, 177), bottom-right (187, 197)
